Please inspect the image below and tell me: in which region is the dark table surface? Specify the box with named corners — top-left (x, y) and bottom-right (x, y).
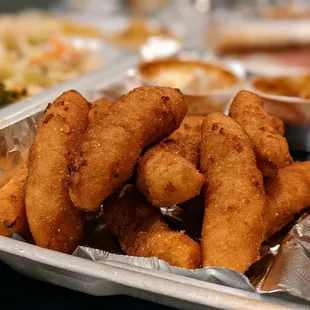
top-left (0, 260), bottom-right (173, 310)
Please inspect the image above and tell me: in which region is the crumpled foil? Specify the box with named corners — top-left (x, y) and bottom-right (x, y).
top-left (2, 91), bottom-right (310, 305)
top-left (262, 214), bottom-right (310, 297)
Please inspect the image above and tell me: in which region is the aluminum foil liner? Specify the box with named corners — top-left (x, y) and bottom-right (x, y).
top-left (72, 207), bottom-right (310, 302)
top-left (1, 94), bottom-right (310, 305)
top-left (73, 247), bottom-right (254, 292)
top-left (262, 214), bottom-right (310, 297)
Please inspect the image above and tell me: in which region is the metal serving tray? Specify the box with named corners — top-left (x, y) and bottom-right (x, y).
top-left (0, 237), bottom-right (308, 310)
top-left (0, 52), bottom-right (309, 310)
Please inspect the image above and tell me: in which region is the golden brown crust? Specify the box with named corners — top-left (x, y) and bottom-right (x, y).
top-left (26, 90), bottom-right (90, 253)
top-left (103, 188), bottom-right (202, 269)
top-left (271, 115), bottom-right (285, 136)
top-left (0, 151), bottom-right (29, 189)
top-left (169, 115), bottom-right (205, 140)
top-left (265, 161), bottom-right (310, 238)
top-left (200, 113), bottom-right (266, 273)
top-left (0, 164), bottom-right (28, 238)
top-left (69, 86), bottom-right (187, 212)
top-left (88, 97), bottom-right (113, 124)
top-left (162, 135), bottom-right (201, 164)
top-left (136, 135), bottom-right (205, 207)
top-left (229, 90), bottom-right (292, 177)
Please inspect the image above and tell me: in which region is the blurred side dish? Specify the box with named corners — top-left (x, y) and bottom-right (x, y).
top-left (262, 5), bottom-right (310, 20)
top-left (0, 14), bottom-right (101, 105)
top-left (103, 18), bottom-right (179, 50)
top-left (139, 58), bottom-right (240, 115)
top-left (253, 75), bottom-right (310, 99)
top-left (0, 86), bottom-right (309, 275)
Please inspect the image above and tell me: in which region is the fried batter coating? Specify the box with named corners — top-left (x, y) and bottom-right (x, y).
top-left (136, 135), bottom-right (205, 207)
top-left (103, 188), bottom-right (202, 269)
top-left (0, 164), bottom-right (28, 237)
top-left (169, 115), bottom-right (205, 139)
top-left (271, 115), bottom-right (285, 136)
top-left (88, 97), bottom-right (113, 123)
top-left (26, 90), bottom-right (90, 253)
top-left (69, 86), bottom-right (187, 212)
top-left (200, 113), bottom-right (266, 273)
top-left (229, 90), bottom-right (292, 177)
top-left (265, 161), bottom-right (310, 238)
top-left (0, 151), bottom-right (29, 189)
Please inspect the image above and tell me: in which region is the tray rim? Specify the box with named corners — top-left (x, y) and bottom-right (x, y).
top-left (0, 235), bottom-right (305, 310)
